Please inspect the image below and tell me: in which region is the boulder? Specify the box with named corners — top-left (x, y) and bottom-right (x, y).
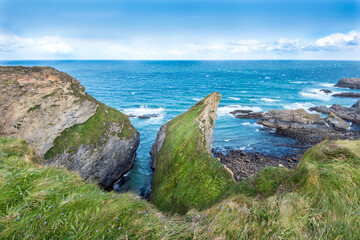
top-left (257, 109), bottom-right (351, 143)
top-left (320, 89), bottom-right (332, 94)
top-left (335, 77), bottom-right (360, 89)
top-left (150, 92), bottom-right (234, 214)
top-left (0, 66), bottom-right (139, 189)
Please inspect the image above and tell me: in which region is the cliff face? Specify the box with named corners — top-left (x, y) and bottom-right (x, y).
top-left (150, 92), bottom-right (234, 214)
top-left (0, 66), bottom-right (139, 188)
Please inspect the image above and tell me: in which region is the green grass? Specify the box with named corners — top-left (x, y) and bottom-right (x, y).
top-left (27, 105), bottom-right (41, 113)
top-left (44, 103), bottom-right (137, 160)
top-left (151, 95), bottom-right (235, 214)
top-left (1, 136), bottom-right (360, 239)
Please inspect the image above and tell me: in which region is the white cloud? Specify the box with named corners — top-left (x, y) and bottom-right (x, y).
top-left (0, 29), bottom-right (359, 60)
top-left (314, 30), bottom-right (359, 47)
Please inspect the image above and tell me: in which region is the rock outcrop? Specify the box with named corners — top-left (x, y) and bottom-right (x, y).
top-left (150, 92), bottom-right (234, 214)
top-left (332, 92), bottom-right (360, 98)
top-left (230, 110), bottom-right (263, 119)
top-left (309, 100), bottom-right (360, 124)
top-left (257, 109), bottom-right (353, 143)
top-left (335, 77), bottom-right (360, 89)
top-left (0, 66), bottom-right (139, 189)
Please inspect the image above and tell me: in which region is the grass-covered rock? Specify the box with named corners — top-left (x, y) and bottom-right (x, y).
top-left (150, 93), bottom-right (235, 214)
top-left (1, 136), bottom-right (359, 239)
top-left (0, 66), bottom-right (139, 188)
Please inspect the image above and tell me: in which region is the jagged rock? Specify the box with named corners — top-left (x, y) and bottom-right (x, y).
top-left (309, 100), bottom-right (360, 124)
top-left (335, 77), bottom-right (360, 89)
top-left (150, 124), bottom-right (167, 170)
top-left (332, 92), bottom-right (360, 98)
top-left (230, 110), bottom-right (263, 119)
top-left (257, 109), bottom-right (352, 143)
top-left (150, 92), bottom-right (234, 214)
top-left (320, 89), bottom-right (332, 94)
top-left (0, 66), bottom-right (139, 189)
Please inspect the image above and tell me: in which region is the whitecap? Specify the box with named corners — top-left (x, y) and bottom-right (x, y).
top-left (283, 102), bottom-right (315, 110)
top-left (192, 98), bottom-right (202, 101)
top-left (131, 92), bottom-right (136, 95)
top-left (224, 139), bottom-right (231, 142)
top-left (265, 76), bottom-right (271, 79)
top-left (300, 88), bottom-right (331, 101)
top-left (228, 97), bottom-right (240, 100)
top-left (123, 106), bottom-right (165, 119)
top-left (240, 91), bottom-right (247, 93)
top-left (261, 98), bottom-right (280, 103)
top-left (217, 105), bottom-right (262, 117)
top-left (319, 83), bottom-right (335, 88)
top-left (290, 81), bottom-right (308, 84)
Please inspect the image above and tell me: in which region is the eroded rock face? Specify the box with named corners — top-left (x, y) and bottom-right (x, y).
top-left (309, 100), bottom-right (360, 124)
top-left (335, 77), bottom-right (360, 89)
top-left (257, 109), bottom-right (352, 143)
top-left (0, 66), bottom-right (139, 189)
top-left (150, 123), bottom-right (167, 170)
top-left (332, 92), bottom-right (360, 98)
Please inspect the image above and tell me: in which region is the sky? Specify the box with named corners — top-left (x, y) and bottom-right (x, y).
top-left (0, 0), bottom-right (359, 60)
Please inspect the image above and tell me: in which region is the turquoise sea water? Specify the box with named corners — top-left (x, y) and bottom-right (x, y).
top-left (2, 60), bottom-right (360, 196)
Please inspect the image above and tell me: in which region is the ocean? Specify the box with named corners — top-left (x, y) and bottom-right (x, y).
top-left (2, 60), bottom-right (360, 196)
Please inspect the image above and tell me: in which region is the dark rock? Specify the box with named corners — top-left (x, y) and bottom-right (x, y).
top-left (335, 77), bottom-right (360, 89)
top-left (320, 89), bottom-right (332, 94)
top-left (230, 110), bottom-right (263, 119)
top-left (332, 92), bottom-right (360, 98)
top-left (230, 110), bottom-right (253, 114)
top-left (213, 149), bottom-right (301, 182)
top-left (257, 109), bottom-right (353, 143)
top-left (310, 101), bottom-right (360, 124)
top-left (137, 116), bottom-right (151, 119)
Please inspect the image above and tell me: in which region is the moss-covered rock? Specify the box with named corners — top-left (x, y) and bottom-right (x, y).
top-left (150, 92), bottom-right (234, 214)
top-left (0, 66), bottom-right (139, 188)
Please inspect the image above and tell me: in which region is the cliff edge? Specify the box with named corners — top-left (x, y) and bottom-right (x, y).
top-left (0, 66), bottom-right (139, 189)
top-left (150, 92), bottom-right (234, 214)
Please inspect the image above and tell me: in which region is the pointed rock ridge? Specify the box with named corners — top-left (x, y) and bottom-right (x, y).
top-left (150, 92), bottom-right (234, 214)
top-left (0, 66), bottom-right (139, 189)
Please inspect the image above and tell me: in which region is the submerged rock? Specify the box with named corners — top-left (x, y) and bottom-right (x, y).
top-left (320, 89), bottom-right (332, 94)
top-left (309, 100), bottom-right (360, 124)
top-left (332, 92), bottom-right (360, 98)
top-left (150, 92), bottom-right (234, 214)
top-left (0, 66), bottom-right (139, 189)
top-left (257, 109), bottom-right (352, 143)
top-left (335, 77), bottom-right (360, 89)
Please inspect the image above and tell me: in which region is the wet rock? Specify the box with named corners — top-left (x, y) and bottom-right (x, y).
top-left (320, 89), bottom-right (332, 94)
top-left (332, 92), bottom-right (360, 98)
top-left (335, 77), bottom-right (360, 89)
top-left (213, 149), bottom-right (300, 182)
top-left (230, 110), bottom-right (263, 119)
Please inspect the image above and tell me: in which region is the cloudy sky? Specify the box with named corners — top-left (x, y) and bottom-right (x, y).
top-left (0, 0), bottom-right (359, 60)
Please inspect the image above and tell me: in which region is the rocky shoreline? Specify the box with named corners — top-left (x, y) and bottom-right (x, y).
top-left (220, 76), bottom-right (360, 181)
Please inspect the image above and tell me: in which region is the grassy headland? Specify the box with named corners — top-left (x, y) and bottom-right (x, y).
top-left (1, 136), bottom-right (359, 239)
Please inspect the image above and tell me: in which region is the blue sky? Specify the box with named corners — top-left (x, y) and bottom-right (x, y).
top-left (0, 0), bottom-right (359, 60)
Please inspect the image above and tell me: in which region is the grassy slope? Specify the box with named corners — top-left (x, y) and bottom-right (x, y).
top-left (1, 136), bottom-right (360, 239)
top-left (151, 98), bottom-right (235, 214)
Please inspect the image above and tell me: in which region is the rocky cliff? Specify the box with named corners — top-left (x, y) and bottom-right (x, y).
top-left (0, 66), bottom-right (139, 189)
top-left (150, 92), bottom-right (234, 214)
